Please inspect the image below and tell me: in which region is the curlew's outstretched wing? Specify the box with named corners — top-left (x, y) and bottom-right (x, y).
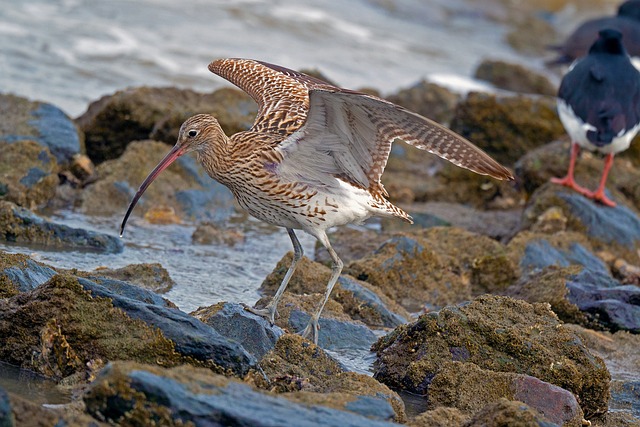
top-left (275, 89), bottom-right (513, 196)
top-left (209, 58), bottom-right (336, 136)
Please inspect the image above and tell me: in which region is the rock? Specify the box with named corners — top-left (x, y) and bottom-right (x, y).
top-left (314, 227), bottom-right (393, 267)
top-left (381, 202), bottom-right (522, 241)
top-left (520, 183), bottom-right (640, 262)
top-left (192, 221), bottom-right (245, 245)
top-left (76, 276), bottom-right (255, 376)
top-left (288, 309), bottom-right (378, 352)
top-left (610, 380), bottom-right (640, 420)
top-left (381, 142), bottom-right (518, 209)
top-left (372, 295), bottom-right (610, 418)
top-left (8, 392), bottom-right (105, 427)
top-left (428, 361), bottom-right (582, 426)
top-left (386, 80), bottom-right (460, 125)
top-left (465, 398), bottom-right (561, 427)
top-left (0, 387), bottom-right (12, 427)
top-left (79, 140), bottom-right (235, 222)
top-left (0, 139), bottom-right (59, 210)
top-left (89, 263), bottom-right (175, 293)
top-left (408, 407), bottom-right (469, 427)
top-left (474, 60), bottom-right (556, 96)
top-left (84, 361), bottom-right (400, 426)
top-left (0, 275), bottom-right (188, 380)
top-left (346, 228), bottom-right (517, 311)
top-left (0, 274), bottom-right (254, 380)
top-left (193, 302), bottom-right (284, 361)
top-left (0, 251), bottom-right (57, 297)
top-left (449, 92), bottom-right (564, 166)
top-left (258, 253), bottom-right (409, 329)
top-left (252, 334), bottom-right (406, 422)
top-left (0, 201), bottom-right (123, 253)
top-left (75, 86), bottom-right (256, 164)
top-left (0, 94), bottom-right (83, 165)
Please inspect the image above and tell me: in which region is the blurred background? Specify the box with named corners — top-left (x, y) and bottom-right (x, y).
top-left (0, 0), bottom-right (621, 117)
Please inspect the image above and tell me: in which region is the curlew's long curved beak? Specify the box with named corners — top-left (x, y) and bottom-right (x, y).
top-left (120, 143), bottom-right (186, 237)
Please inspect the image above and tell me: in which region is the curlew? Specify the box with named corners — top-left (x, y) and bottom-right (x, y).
top-left (121, 58), bottom-right (513, 344)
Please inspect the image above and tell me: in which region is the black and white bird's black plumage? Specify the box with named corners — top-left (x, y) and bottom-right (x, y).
top-left (548, 0), bottom-right (640, 68)
top-left (552, 29), bottom-right (640, 206)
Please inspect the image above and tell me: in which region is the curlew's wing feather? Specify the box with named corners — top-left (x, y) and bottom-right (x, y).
top-left (275, 89), bottom-right (513, 195)
top-left (209, 58), bottom-right (335, 136)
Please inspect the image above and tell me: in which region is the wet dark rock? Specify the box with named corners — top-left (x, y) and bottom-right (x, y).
top-left (0, 387), bottom-right (12, 427)
top-left (386, 80), bottom-right (460, 125)
top-left (0, 251), bottom-right (57, 296)
top-left (193, 302), bottom-right (284, 361)
top-left (80, 140), bottom-right (235, 222)
top-left (88, 263), bottom-right (175, 294)
top-left (428, 362), bottom-right (582, 426)
top-left (520, 183), bottom-right (640, 262)
top-left (253, 334), bottom-right (406, 422)
top-left (258, 253), bottom-right (409, 329)
top-left (76, 277), bottom-right (255, 376)
top-left (449, 92), bottom-right (564, 166)
top-left (288, 309), bottom-right (377, 352)
top-left (0, 140), bottom-right (59, 210)
top-left (76, 86), bottom-right (256, 164)
top-left (372, 295), bottom-right (610, 418)
top-left (0, 94), bottom-right (83, 165)
top-left (346, 228), bottom-right (517, 312)
top-left (84, 361), bottom-right (400, 426)
top-left (0, 201), bottom-right (123, 253)
top-left (78, 276), bottom-right (176, 309)
top-left (474, 60), bottom-right (556, 96)
top-left (465, 398), bottom-right (561, 427)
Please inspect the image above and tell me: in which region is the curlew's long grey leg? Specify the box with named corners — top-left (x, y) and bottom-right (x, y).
top-left (246, 228), bottom-right (303, 324)
top-left (301, 231), bottom-right (343, 345)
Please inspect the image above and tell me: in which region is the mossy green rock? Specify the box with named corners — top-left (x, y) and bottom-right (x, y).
top-left (0, 274), bottom-right (188, 379)
top-left (474, 60), bottom-right (556, 96)
top-left (76, 86), bottom-right (256, 164)
top-left (386, 80), bottom-right (460, 125)
top-left (449, 92), bottom-right (564, 166)
top-left (372, 295), bottom-right (610, 419)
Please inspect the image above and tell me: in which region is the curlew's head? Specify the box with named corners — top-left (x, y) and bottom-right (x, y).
top-left (120, 114), bottom-right (225, 236)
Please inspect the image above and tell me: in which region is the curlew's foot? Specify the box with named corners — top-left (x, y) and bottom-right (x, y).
top-left (550, 175), bottom-right (591, 196)
top-left (300, 317), bottom-right (319, 345)
top-left (585, 189), bottom-right (617, 207)
top-left (242, 302), bottom-right (278, 325)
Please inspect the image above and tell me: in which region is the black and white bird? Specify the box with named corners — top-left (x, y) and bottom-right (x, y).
top-left (552, 29), bottom-right (640, 207)
top-left (548, 0), bottom-right (640, 68)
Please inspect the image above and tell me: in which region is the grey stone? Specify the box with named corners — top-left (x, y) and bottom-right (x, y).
top-left (288, 310), bottom-right (377, 352)
top-left (337, 276), bottom-right (407, 328)
top-left (0, 386), bottom-right (13, 427)
top-left (1, 259), bottom-right (57, 292)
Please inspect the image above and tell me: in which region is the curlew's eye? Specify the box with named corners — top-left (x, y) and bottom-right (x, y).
top-left (187, 129), bottom-right (198, 138)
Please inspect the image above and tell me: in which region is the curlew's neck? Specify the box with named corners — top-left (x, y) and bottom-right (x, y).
top-left (196, 130), bottom-right (233, 185)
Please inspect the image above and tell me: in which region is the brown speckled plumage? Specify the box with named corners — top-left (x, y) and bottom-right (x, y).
top-left (121, 58), bottom-right (514, 344)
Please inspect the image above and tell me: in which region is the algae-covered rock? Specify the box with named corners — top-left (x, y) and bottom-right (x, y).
top-left (372, 295), bottom-right (610, 418)
top-left (0, 275), bottom-right (187, 379)
top-left (386, 80), bottom-right (460, 125)
top-left (253, 334), bottom-right (406, 423)
top-left (0, 140), bottom-right (59, 210)
top-left (0, 94), bottom-right (83, 165)
top-left (428, 361), bottom-right (582, 426)
top-left (79, 139), bottom-right (235, 221)
top-left (346, 228), bottom-right (517, 311)
top-left (76, 86), bottom-right (256, 164)
top-left (408, 406), bottom-right (469, 427)
top-left (449, 92), bottom-right (564, 166)
top-left (8, 392), bottom-right (105, 427)
top-left (465, 398), bottom-right (562, 427)
top-left (89, 263), bottom-right (175, 294)
top-left (474, 60), bottom-right (557, 96)
top-left (0, 201), bottom-right (123, 253)
top-left (84, 361), bottom-right (400, 426)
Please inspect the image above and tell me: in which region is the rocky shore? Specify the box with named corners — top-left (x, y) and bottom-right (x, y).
top-left (1, 60), bottom-right (639, 426)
